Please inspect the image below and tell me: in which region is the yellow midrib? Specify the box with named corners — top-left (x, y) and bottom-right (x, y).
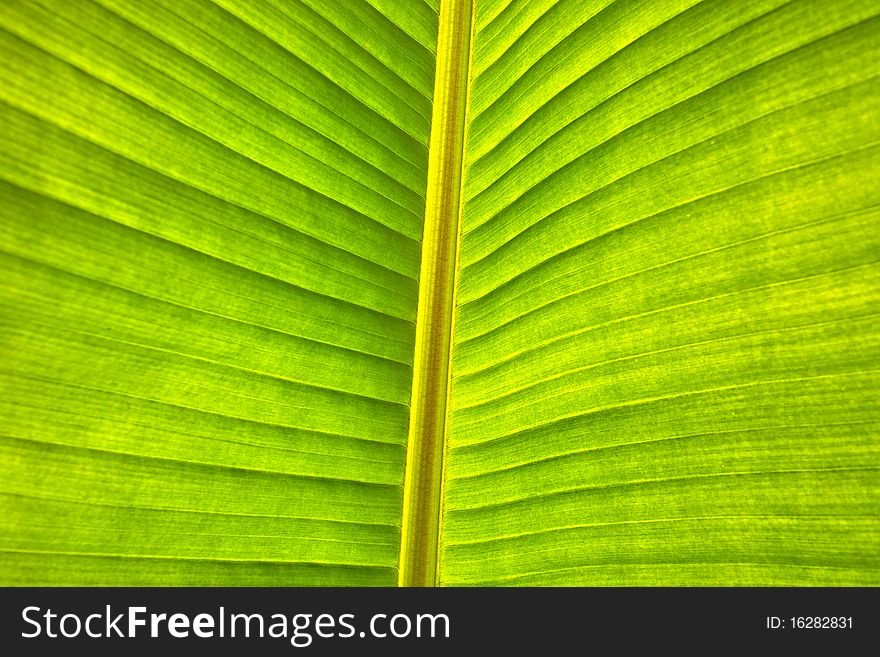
top-left (397, 0), bottom-right (474, 587)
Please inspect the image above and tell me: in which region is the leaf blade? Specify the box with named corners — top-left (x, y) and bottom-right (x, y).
top-left (0, 0), bottom-right (437, 585)
top-left (441, 0), bottom-right (880, 585)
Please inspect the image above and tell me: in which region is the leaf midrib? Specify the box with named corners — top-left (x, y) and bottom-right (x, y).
top-left (397, 0), bottom-right (474, 587)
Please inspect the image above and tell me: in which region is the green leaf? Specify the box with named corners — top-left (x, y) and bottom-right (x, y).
top-left (1, 0), bottom-right (878, 586)
top-left (0, 0), bottom-right (437, 586)
top-left (440, 0), bottom-right (880, 586)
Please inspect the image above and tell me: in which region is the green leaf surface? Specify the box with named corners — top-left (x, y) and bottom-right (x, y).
top-left (1, 0), bottom-right (878, 586)
top-left (0, 0), bottom-right (438, 586)
top-left (440, 0), bottom-right (880, 585)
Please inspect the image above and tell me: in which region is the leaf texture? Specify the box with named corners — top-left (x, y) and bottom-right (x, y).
top-left (0, 0), bottom-right (437, 585)
top-left (440, 0), bottom-right (880, 585)
top-left (1, 0), bottom-right (878, 588)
